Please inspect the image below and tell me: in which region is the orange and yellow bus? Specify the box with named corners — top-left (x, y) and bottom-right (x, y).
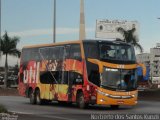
top-left (18, 40), bottom-right (138, 109)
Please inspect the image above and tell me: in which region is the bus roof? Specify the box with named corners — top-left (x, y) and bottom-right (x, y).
top-left (23, 40), bottom-right (82, 49)
top-left (23, 39), bottom-right (131, 49)
top-left (83, 39), bottom-right (132, 46)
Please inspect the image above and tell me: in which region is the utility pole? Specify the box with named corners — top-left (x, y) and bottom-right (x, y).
top-left (53, 0), bottom-right (56, 43)
top-left (79, 0), bottom-right (86, 40)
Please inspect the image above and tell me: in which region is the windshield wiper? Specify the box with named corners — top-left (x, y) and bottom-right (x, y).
top-left (101, 85), bottom-right (117, 89)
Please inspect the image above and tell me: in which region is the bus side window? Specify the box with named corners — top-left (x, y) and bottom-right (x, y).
top-left (69, 72), bottom-right (83, 85)
top-left (30, 48), bottom-right (40, 61)
top-left (39, 46), bottom-right (65, 84)
top-left (20, 49), bottom-right (31, 82)
top-left (40, 71), bottom-right (56, 84)
top-left (70, 44), bottom-right (82, 61)
top-left (22, 49), bottom-right (31, 64)
top-left (64, 45), bottom-right (70, 59)
top-left (84, 43), bottom-right (99, 59)
top-left (61, 71), bottom-right (68, 84)
top-left (39, 48), bottom-right (49, 60)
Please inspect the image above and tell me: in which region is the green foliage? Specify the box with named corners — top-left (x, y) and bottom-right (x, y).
top-left (0, 104), bottom-right (8, 113)
top-left (0, 31), bottom-right (21, 88)
top-left (117, 27), bottom-right (143, 53)
top-left (1, 31), bottom-right (21, 57)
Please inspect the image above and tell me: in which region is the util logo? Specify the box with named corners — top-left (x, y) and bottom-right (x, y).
top-left (126, 92), bottom-right (131, 95)
top-left (117, 65), bottom-right (125, 69)
top-left (23, 62), bottom-right (40, 84)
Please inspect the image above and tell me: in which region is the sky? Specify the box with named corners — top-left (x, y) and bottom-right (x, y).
top-left (1, 0), bottom-right (160, 66)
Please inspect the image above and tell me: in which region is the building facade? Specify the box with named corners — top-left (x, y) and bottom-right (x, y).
top-left (136, 43), bottom-right (160, 84)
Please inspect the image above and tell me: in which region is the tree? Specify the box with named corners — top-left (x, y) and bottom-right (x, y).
top-left (117, 27), bottom-right (143, 53)
top-left (0, 31), bottom-right (21, 88)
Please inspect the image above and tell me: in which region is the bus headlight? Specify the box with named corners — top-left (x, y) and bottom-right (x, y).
top-left (131, 95), bottom-right (135, 98)
top-left (96, 89), bottom-right (109, 97)
top-left (131, 93), bottom-right (138, 98)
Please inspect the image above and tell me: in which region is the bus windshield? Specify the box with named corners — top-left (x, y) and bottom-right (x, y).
top-left (101, 68), bottom-right (137, 91)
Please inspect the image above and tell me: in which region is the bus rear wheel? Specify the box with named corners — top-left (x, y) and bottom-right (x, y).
top-left (35, 89), bottom-right (43, 105)
top-left (77, 92), bottom-right (88, 109)
top-left (29, 90), bottom-right (36, 104)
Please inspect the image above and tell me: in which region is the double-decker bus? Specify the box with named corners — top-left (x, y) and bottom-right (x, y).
top-left (18, 40), bottom-right (138, 109)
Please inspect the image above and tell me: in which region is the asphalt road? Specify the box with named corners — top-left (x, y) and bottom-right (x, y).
top-left (0, 96), bottom-right (160, 120)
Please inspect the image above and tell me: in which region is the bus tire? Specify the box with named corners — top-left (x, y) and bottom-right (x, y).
top-left (35, 89), bottom-right (43, 105)
top-left (110, 105), bottom-right (119, 109)
top-left (77, 92), bottom-right (88, 109)
top-left (29, 89), bottom-right (36, 104)
top-left (58, 101), bottom-right (72, 106)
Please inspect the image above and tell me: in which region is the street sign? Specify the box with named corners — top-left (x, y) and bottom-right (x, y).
top-left (95, 19), bottom-right (139, 40)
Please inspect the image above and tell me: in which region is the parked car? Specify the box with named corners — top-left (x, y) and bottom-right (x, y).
top-left (0, 75), bottom-right (4, 85)
top-left (8, 75), bottom-right (18, 85)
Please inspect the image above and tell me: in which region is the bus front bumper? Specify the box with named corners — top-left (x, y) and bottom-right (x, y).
top-left (96, 88), bottom-right (138, 106)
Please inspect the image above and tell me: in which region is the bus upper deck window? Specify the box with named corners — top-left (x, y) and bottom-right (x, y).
top-left (70, 44), bottom-right (82, 61)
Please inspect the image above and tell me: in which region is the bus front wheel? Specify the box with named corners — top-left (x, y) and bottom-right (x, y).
top-left (29, 90), bottom-right (36, 104)
top-left (77, 92), bottom-right (88, 109)
top-left (110, 105), bottom-right (119, 109)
